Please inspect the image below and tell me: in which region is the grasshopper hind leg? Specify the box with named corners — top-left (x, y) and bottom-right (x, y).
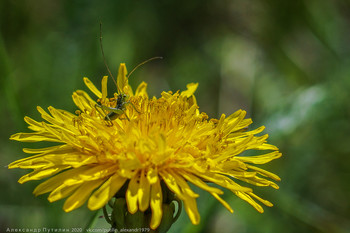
top-left (95, 104), bottom-right (114, 126)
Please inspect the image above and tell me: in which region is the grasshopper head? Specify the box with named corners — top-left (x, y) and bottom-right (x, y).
top-left (114, 93), bottom-right (129, 104)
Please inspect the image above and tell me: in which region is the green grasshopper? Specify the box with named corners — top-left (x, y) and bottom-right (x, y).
top-left (95, 59), bottom-right (161, 122)
top-left (96, 23), bottom-right (161, 122)
top-left (96, 93), bottom-right (133, 121)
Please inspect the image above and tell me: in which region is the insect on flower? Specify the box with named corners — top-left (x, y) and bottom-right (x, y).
top-left (8, 22), bottom-right (282, 232)
top-left (94, 74), bottom-right (137, 122)
top-left (95, 23), bottom-right (162, 122)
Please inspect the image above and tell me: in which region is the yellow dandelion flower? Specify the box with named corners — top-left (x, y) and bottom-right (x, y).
top-left (9, 63), bottom-right (282, 230)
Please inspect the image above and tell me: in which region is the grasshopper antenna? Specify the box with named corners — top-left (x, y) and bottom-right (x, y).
top-left (99, 22), bottom-right (119, 90)
top-left (127, 56), bottom-right (163, 79)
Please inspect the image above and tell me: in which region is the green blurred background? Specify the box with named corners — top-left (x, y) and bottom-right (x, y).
top-left (1, 1), bottom-right (350, 232)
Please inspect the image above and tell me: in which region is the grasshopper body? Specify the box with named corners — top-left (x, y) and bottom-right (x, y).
top-left (96, 93), bottom-right (136, 121)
